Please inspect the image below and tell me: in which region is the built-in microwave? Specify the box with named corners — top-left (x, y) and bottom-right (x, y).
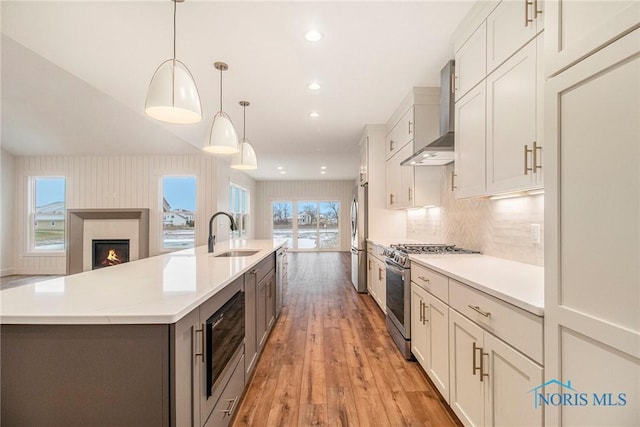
top-left (205, 290), bottom-right (245, 397)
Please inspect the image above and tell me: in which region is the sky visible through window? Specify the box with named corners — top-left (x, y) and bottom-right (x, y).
top-left (35, 178), bottom-right (65, 207)
top-left (163, 176), bottom-right (196, 211)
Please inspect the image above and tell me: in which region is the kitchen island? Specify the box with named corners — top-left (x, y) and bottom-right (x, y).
top-left (0, 239), bottom-right (286, 427)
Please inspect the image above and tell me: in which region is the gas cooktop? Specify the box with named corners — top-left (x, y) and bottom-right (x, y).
top-left (383, 243), bottom-right (480, 267)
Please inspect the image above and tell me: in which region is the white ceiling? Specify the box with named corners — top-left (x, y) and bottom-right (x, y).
top-left (1, 0), bottom-right (474, 181)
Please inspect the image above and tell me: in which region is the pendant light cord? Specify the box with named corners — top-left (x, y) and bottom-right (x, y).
top-left (173, 0), bottom-right (177, 61)
top-left (219, 67), bottom-right (223, 113)
top-left (243, 104), bottom-right (246, 139)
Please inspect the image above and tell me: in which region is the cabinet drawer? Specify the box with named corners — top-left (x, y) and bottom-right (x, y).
top-left (449, 279), bottom-right (542, 364)
top-left (204, 353), bottom-right (245, 427)
top-left (255, 253), bottom-right (275, 282)
top-left (411, 262), bottom-right (448, 303)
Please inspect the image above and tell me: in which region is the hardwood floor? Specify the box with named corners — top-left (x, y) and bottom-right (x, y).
top-left (232, 252), bottom-right (461, 427)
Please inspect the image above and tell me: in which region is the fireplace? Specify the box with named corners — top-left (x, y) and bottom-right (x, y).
top-left (92, 239), bottom-right (130, 270)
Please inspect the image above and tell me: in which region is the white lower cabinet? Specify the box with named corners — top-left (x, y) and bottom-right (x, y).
top-left (411, 282), bottom-right (450, 403)
top-left (367, 245), bottom-right (386, 313)
top-left (449, 309), bottom-right (543, 427)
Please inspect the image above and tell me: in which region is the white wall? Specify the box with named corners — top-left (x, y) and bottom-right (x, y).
top-left (1, 149), bottom-right (16, 276)
top-left (255, 180), bottom-right (354, 251)
top-left (12, 154), bottom-right (255, 274)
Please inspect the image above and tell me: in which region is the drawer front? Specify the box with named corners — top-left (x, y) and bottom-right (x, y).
top-left (204, 354), bottom-right (245, 427)
top-left (255, 253), bottom-right (275, 282)
top-left (411, 262), bottom-right (449, 303)
top-left (449, 279), bottom-right (543, 364)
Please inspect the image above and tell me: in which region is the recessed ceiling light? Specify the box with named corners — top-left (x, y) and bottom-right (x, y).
top-left (309, 112), bottom-right (319, 118)
top-left (280, 171), bottom-right (287, 174)
top-left (305, 30), bottom-right (322, 42)
top-left (320, 171), bottom-right (326, 175)
top-left (277, 166), bottom-right (283, 170)
top-left (308, 82), bottom-right (321, 91)
top-left (320, 166), bottom-right (327, 170)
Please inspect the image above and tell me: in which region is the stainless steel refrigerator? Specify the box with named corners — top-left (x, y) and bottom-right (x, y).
top-left (350, 183), bottom-right (368, 292)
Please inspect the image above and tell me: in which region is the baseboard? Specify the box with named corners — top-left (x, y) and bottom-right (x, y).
top-left (0, 267), bottom-right (14, 277)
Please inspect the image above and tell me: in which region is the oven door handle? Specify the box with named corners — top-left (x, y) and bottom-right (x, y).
top-left (385, 258), bottom-right (405, 274)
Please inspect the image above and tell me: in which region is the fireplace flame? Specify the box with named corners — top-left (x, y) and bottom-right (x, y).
top-left (101, 249), bottom-right (124, 266)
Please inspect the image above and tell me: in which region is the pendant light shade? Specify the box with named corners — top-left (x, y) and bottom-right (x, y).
top-left (145, 0), bottom-right (202, 124)
top-left (231, 101), bottom-right (258, 169)
top-left (204, 62), bottom-right (239, 154)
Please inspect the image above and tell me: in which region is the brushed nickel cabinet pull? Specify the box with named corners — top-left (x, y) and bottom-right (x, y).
top-left (195, 324), bottom-right (205, 362)
top-left (378, 267), bottom-right (382, 281)
top-left (250, 269), bottom-right (257, 275)
top-left (451, 72), bottom-right (456, 94)
top-left (525, 0), bottom-right (534, 26)
top-left (533, 141), bottom-right (542, 173)
top-left (480, 349), bottom-right (489, 382)
top-left (408, 121), bottom-right (413, 135)
top-left (472, 342), bottom-right (481, 376)
top-left (360, 172), bottom-right (364, 182)
top-left (419, 301), bottom-right (424, 323)
top-left (418, 276), bottom-right (430, 284)
top-left (390, 140), bottom-right (395, 151)
top-left (408, 187), bottom-right (413, 202)
top-left (524, 144), bottom-right (533, 175)
top-left (220, 396), bottom-right (239, 416)
top-left (468, 305), bottom-right (491, 317)
top-left (534, 0), bottom-right (542, 17)
top-left (368, 259), bottom-right (372, 270)
top-left (451, 172), bottom-right (457, 191)
top-left (423, 303), bottom-right (428, 325)
top-left (390, 194), bottom-right (395, 205)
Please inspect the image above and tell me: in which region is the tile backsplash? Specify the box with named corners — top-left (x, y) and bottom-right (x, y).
top-left (406, 164), bottom-right (544, 266)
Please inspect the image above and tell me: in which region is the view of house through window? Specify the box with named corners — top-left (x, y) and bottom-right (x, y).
top-left (229, 183), bottom-right (249, 239)
top-left (273, 201), bottom-right (339, 250)
top-left (31, 177), bottom-right (66, 251)
top-left (162, 176), bottom-right (196, 250)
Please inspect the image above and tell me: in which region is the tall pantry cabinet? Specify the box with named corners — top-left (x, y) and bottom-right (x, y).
top-left (544, 1), bottom-right (640, 426)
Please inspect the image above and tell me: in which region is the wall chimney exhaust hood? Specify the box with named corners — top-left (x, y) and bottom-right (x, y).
top-left (402, 60), bottom-right (455, 166)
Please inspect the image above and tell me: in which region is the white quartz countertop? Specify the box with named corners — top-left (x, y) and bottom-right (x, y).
top-left (0, 240), bottom-right (285, 325)
top-left (409, 254), bottom-right (544, 316)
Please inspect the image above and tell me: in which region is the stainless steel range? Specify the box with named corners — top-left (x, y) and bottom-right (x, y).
top-left (383, 243), bottom-right (479, 359)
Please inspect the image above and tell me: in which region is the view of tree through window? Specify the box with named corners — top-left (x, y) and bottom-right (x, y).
top-left (273, 201), bottom-right (339, 250)
top-left (162, 176), bottom-right (196, 249)
top-left (272, 202), bottom-right (293, 248)
top-left (32, 177), bottom-right (66, 251)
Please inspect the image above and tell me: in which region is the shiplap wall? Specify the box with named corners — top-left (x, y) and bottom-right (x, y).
top-left (255, 180), bottom-right (355, 251)
top-left (12, 154), bottom-right (249, 274)
top-left (1, 149), bottom-right (17, 275)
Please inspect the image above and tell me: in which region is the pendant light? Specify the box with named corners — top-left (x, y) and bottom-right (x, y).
top-left (145, 0), bottom-right (202, 124)
top-left (231, 101), bottom-right (258, 170)
top-left (203, 62), bottom-right (239, 154)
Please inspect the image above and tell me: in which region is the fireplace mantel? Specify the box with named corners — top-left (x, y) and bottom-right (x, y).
top-left (67, 208), bottom-right (149, 275)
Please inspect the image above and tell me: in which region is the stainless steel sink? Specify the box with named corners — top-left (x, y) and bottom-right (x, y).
top-left (212, 250), bottom-right (260, 258)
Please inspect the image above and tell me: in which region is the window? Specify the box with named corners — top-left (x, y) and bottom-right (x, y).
top-left (31, 177), bottom-right (66, 251)
top-left (229, 183), bottom-right (249, 239)
top-left (272, 201), bottom-right (293, 248)
top-left (162, 176), bottom-right (196, 250)
top-left (272, 201), bottom-right (339, 250)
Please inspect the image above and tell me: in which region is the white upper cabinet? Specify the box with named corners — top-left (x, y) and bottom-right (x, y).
top-left (486, 0), bottom-right (542, 73)
top-left (486, 36), bottom-right (543, 194)
top-left (454, 82), bottom-right (486, 198)
top-left (385, 120), bottom-right (403, 161)
top-left (455, 21), bottom-right (487, 101)
top-left (545, 0), bottom-right (640, 77)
